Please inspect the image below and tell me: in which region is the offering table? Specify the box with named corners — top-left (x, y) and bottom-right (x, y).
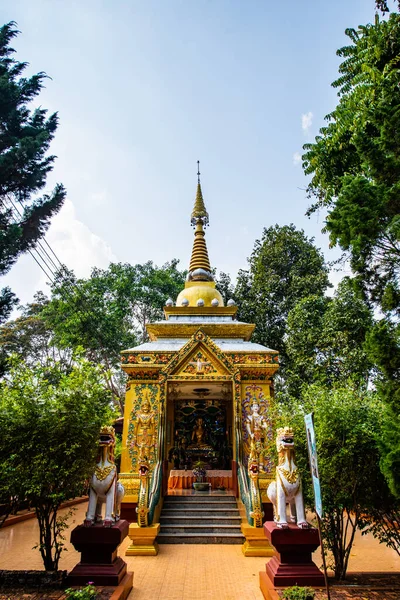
top-left (168, 469), bottom-right (233, 490)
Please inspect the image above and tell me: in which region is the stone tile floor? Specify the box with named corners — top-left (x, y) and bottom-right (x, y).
top-left (0, 503), bottom-right (399, 600)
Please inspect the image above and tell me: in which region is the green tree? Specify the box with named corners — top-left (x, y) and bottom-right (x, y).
top-left (214, 271), bottom-right (236, 305)
top-left (276, 384), bottom-right (396, 579)
top-left (376, 0), bottom-right (400, 13)
top-left (0, 355), bottom-right (112, 570)
top-left (235, 224), bottom-right (330, 369)
top-left (43, 261), bottom-right (186, 412)
top-left (0, 292), bottom-right (71, 377)
top-left (285, 278), bottom-right (372, 396)
top-left (365, 320), bottom-right (400, 496)
top-left (303, 14), bottom-right (400, 312)
top-left (0, 22), bottom-right (66, 322)
top-left (303, 13), bottom-right (400, 497)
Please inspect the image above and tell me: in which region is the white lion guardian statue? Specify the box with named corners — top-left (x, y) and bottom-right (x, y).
top-left (84, 426), bottom-right (124, 528)
top-left (267, 427), bottom-right (309, 529)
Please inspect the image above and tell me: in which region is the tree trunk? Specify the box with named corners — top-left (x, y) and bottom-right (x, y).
top-left (36, 503), bottom-right (59, 572)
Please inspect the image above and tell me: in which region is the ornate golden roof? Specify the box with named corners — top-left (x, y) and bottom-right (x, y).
top-left (146, 321), bottom-right (255, 341)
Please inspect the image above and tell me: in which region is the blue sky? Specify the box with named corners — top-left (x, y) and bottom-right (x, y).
top-left (1, 0), bottom-right (381, 304)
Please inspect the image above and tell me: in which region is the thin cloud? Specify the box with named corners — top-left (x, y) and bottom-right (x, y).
top-left (47, 198), bottom-right (117, 278)
top-left (293, 152), bottom-right (302, 166)
top-left (301, 111), bottom-right (313, 133)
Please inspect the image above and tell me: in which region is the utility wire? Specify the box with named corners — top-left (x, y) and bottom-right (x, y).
top-left (6, 194), bottom-right (61, 276)
top-left (14, 194), bottom-right (64, 270)
top-left (1, 196), bottom-right (55, 284)
top-left (2, 194), bottom-right (124, 411)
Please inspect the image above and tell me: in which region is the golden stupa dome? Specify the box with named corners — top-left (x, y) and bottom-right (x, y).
top-left (176, 281), bottom-right (224, 308)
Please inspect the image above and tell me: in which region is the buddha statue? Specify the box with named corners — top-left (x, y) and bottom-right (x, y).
top-left (188, 417), bottom-right (213, 451)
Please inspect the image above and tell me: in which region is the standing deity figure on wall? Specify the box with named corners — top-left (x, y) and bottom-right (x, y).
top-left (133, 393), bottom-right (156, 463)
top-left (246, 401), bottom-right (269, 471)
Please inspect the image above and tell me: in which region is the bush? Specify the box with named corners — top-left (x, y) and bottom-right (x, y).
top-left (273, 383), bottom-right (395, 580)
top-left (0, 355), bottom-right (113, 570)
top-left (281, 586), bottom-right (315, 600)
top-left (65, 583), bottom-right (98, 599)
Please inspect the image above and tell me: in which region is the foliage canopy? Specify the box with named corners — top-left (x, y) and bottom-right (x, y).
top-left (276, 384), bottom-right (396, 579)
top-left (285, 278), bottom-right (372, 395)
top-left (303, 14), bottom-right (400, 312)
top-left (0, 355), bottom-right (112, 570)
top-left (0, 22), bottom-right (66, 323)
top-left (235, 224), bottom-right (330, 369)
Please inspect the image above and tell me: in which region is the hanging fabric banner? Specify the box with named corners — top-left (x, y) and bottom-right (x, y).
top-left (304, 412), bottom-right (323, 518)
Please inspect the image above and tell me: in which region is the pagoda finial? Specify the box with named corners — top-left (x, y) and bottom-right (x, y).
top-left (191, 161), bottom-right (209, 227)
top-left (188, 163), bottom-right (212, 281)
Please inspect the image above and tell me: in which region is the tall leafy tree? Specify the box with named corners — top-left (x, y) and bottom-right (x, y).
top-left (0, 22), bottom-right (66, 322)
top-left (0, 292), bottom-right (71, 376)
top-left (43, 261), bottom-right (186, 411)
top-left (303, 14), bottom-right (400, 496)
top-left (376, 0), bottom-right (400, 12)
top-left (235, 224), bottom-right (330, 369)
top-left (275, 384), bottom-right (397, 579)
top-left (303, 14), bottom-right (400, 312)
top-left (0, 356), bottom-right (112, 569)
top-left (214, 271), bottom-right (236, 305)
top-left (286, 278), bottom-right (372, 395)
top-left (365, 320), bottom-right (400, 496)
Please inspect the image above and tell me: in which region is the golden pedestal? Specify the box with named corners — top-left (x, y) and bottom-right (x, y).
top-left (125, 523), bottom-right (160, 556)
top-left (241, 523), bottom-right (275, 557)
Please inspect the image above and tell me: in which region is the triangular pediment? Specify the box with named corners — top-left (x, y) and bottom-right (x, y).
top-left (162, 329), bottom-right (234, 378)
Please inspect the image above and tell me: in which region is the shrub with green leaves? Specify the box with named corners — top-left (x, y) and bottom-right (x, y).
top-left (65, 583), bottom-right (98, 600)
top-left (274, 383), bottom-right (396, 579)
top-left (281, 586), bottom-right (315, 600)
top-left (0, 354), bottom-right (113, 570)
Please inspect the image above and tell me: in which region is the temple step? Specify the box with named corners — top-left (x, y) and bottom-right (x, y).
top-left (160, 525), bottom-right (242, 534)
top-left (163, 501), bottom-right (237, 510)
top-left (157, 533), bottom-right (244, 544)
top-left (160, 516), bottom-right (241, 525)
top-left (161, 509), bottom-right (240, 517)
top-left (165, 494), bottom-right (235, 502)
top-left (157, 494), bottom-right (245, 545)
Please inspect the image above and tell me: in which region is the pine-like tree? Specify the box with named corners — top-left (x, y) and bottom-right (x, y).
top-left (0, 22), bottom-right (66, 322)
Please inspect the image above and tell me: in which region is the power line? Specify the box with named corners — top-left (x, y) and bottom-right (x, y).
top-left (1, 196), bottom-right (55, 284)
top-left (6, 194), bottom-right (61, 277)
top-left (14, 195), bottom-right (64, 271)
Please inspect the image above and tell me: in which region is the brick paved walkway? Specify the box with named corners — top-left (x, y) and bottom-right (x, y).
top-left (0, 503), bottom-right (398, 600)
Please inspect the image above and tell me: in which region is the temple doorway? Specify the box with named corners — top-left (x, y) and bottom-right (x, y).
top-left (165, 381), bottom-right (234, 490)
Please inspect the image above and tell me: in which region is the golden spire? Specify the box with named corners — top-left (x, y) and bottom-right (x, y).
top-left (189, 220), bottom-right (212, 275)
top-left (191, 161), bottom-right (209, 226)
top-left (188, 162), bottom-right (212, 281)
top-left (174, 162), bottom-right (224, 307)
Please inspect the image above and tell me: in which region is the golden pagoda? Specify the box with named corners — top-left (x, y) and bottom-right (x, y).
top-left (119, 167), bottom-right (279, 556)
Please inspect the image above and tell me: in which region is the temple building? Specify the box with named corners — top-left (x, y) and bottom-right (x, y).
top-left (119, 171), bottom-right (279, 555)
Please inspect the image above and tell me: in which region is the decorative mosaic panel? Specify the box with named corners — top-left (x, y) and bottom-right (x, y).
top-left (127, 383), bottom-right (160, 472)
top-left (241, 383), bottom-right (274, 474)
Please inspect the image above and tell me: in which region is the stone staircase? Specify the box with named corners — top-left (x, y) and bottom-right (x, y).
top-left (157, 493), bottom-right (244, 544)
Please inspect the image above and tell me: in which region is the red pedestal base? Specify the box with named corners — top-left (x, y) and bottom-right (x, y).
top-left (67, 520), bottom-right (129, 586)
top-left (263, 522), bottom-right (325, 587)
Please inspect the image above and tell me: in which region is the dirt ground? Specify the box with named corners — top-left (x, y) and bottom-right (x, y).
top-left (0, 588), bottom-right (114, 600)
